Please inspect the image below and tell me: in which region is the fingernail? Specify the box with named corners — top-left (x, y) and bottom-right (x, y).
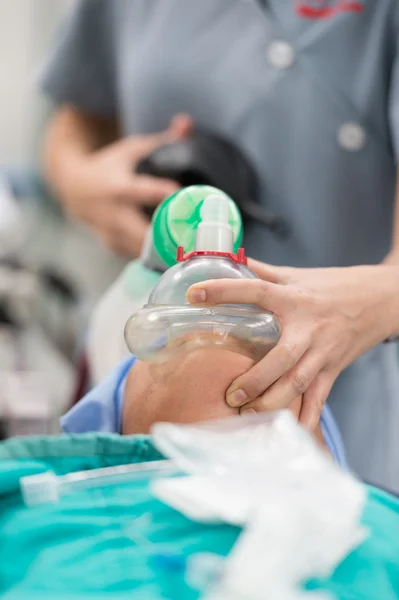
top-left (187, 288), bottom-right (206, 303)
top-left (240, 408), bottom-right (257, 415)
top-left (226, 389), bottom-right (248, 407)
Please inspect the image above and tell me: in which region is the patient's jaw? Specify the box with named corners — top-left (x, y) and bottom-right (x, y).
top-left (122, 346), bottom-right (327, 452)
top-left (123, 347), bottom-right (253, 434)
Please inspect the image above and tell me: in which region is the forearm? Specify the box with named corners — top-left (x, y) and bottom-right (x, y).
top-left (384, 172), bottom-right (399, 265)
top-left (380, 264), bottom-right (399, 339)
top-left (379, 172), bottom-right (399, 335)
top-left (42, 105), bottom-right (118, 204)
top-left (363, 264), bottom-right (399, 342)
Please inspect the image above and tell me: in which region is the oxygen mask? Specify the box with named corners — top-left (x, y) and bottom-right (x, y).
top-left (124, 188), bottom-right (281, 363)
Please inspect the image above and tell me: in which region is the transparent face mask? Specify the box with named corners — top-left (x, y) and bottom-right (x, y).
top-left (125, 302), bottom-right (280, 364)
top-left (124, 193), bottom-right (281, 363)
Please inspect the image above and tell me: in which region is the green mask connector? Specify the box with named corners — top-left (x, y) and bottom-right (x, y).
top-left (152, 185), bottom-right (243, 267)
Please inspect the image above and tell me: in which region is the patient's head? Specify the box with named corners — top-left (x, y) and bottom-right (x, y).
top-left (122, 330), bottom-right (327, 451)
top-left (123, 346), bottom-right (254, 434)
top-left (123, 333), bottom-right (307, 434)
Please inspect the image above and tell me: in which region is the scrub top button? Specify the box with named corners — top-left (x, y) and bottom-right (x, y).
top-left (338, 123), bottom-right (366, 152)
top-left (267, 41), bottom-right (295, 69)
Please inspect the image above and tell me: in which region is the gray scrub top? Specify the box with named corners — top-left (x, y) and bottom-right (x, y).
top-left (41, 0), bottom-right (399, 492)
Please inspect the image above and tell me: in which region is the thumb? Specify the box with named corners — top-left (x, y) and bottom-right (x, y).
top-left (168, 113), bottom-right (195, 138)
top-left (130, 113), bottom-right (195, 160)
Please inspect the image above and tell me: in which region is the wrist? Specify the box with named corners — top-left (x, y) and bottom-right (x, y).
top-left (374, 264), bottom-right (399, 341)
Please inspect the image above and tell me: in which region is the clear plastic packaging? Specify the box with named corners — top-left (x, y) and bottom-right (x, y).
top-left (185, 553), bottom-right (225, 592)
top-left (151, 411), bottom-right (350, 491)
top-left (151, 412), bottom-right (367, 600)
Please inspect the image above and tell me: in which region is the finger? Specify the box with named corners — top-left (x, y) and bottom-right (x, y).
top-left (288, 396), bottom-right (302, 420)
top-left (119, 175), bottom-right (180, 207)
top-left (247, 258), bottom-right (289, 284)
top-left (241, 396), bottom-right (303, 418)
top-left (236, 350), bottom-right (322, 412)
top-left (127, 114), bottom-right (195, 159)
top-left (226, 331), bottom-right (310, 407)
top-left (186, 278), bottom-right (287, 314)
top-left (116, 205), bottom-right (151, 255)
top-left (95, 229), bottom-right (131, 257)
top-left (132, 175), bottom-right (180, 205)
top-left (98, 206), bottom-right (150, 257)
top-left (169, 113), bottom-right (195, 138)
top-left (299, 372), bottom-right (334, 431)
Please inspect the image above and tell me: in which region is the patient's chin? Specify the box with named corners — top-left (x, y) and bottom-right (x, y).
top-left (125, 403), bottom-right (239, 435)
top-left (122, 349), bottom-right (248, 435)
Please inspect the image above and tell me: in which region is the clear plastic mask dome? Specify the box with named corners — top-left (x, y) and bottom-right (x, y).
top-left (124, 194), bottom-right (281, 362)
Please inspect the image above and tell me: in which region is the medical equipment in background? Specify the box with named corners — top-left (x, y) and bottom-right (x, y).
top-left (0, 172), bottom-right (82, 356)
top-left (124, 191), bottom-right (281, 363)
top-left (0, 263), bottom-right (77, 439)
top-left (0, 259), bottom-right (80, 357)
top-left (136, 128), bottom-right (288, 237)
top-left (0, 173), bottom-right (76, 438)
